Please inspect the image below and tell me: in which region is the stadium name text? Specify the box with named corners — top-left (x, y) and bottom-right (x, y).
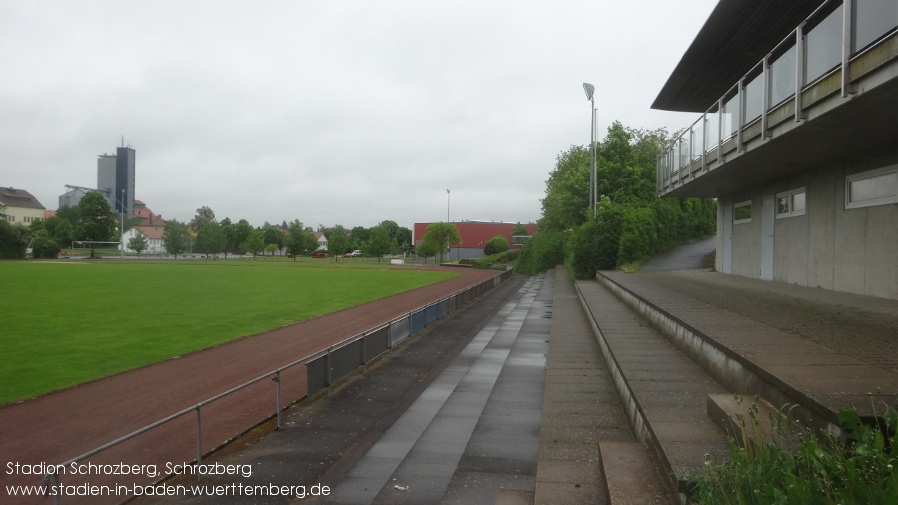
top-left (6, 462), bottom-right (253, 479)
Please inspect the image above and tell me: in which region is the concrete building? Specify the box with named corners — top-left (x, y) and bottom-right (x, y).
top-left (654, 0), bottom-right (898, 299)
top-left (1, 187), bottom-right (46, 225)
top-left (413, 221), bottom-right (538, 260)
top-left (97, 145), bottom-right (136, 218)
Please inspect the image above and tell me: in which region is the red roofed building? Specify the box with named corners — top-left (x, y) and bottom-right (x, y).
top-left (413, 221), bottom-right (538, 260)
top-left (133, 200), bottom-right (166, 232)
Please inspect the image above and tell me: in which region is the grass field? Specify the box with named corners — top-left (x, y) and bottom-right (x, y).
top-left (0, 260), bottom-right (456, 405)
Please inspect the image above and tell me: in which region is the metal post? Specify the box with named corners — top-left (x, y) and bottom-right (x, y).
top-left (274, 371), bottom-right (282, 430)
top-left (841, 0), bottom-right (855, 97)
top-left (195, 407), bottom-right (202, 466)
top-left (590, 103), bottom-right (599, 220)
top-left (796, 23), bottom-right (807, 121)
top-left (326, 347), bottom-right (333, 396)
top-left (120, 188), bottom-right (125, 259)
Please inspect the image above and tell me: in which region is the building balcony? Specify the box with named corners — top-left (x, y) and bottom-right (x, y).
top-left (657, 0), bottom-right (898, 198)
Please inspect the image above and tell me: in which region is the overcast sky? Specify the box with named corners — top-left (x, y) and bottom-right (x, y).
top-left (1, 1), bottom-right (717, 230)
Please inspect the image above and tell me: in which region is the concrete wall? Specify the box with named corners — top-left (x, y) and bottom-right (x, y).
top-left (720, 151), bottom-right (898, 299)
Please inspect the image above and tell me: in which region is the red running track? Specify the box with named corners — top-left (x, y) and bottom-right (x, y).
top-left (0, 267), bottom-right (497, 505)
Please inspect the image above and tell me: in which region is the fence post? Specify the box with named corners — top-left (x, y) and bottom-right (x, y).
top-left (326, 347), bottom-right (333, 396)
top-left (362, 334), bottom-right (368, 374)
top-left (195, 407), bottom-right (202, 466)
top-left (274, 371), bottom-right (282, 430)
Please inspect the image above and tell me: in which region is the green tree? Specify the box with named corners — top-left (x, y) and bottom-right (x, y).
top-left (539, 145), bottom-right (590, 232)
top-left (195, 221), bottom-right (227, 258)
top-left (326, 225), bottom-right (350, 257)
top-left (365, 225), bottom-right (391, 262)
top-left (350, 226), bottom-right (370, 251)
top-left (511, 222), bottom-right (528, 237)
top-left (396, 226), bottom-right (412, 254)
top-left (525, 121), bottom-right (718, 277)
top-left (30, 230), bottom-right (60, 259)
top-left (0, 221), bottom-right (28, 259)
top-left (483, 235), bottom-right (509, 256)
top-left (75, 191), bottom-right (117, 258)
top-left (219, 217), bottom-right (236, 258)
top-left (243, 229), bottom-right (265, 258)
top-left (163, 221), bottom-right (189, 258)
top-left (416, 236), bottom-right (441, 260)
top-left (379, 220), bottom-right (400, 240)
top-left (233, 219), bottom-right (253, 252)
top-left (285, 220), bottom-right (317, 258)
top-left (419, 222), bottom-right (461, 262)
top-left (55, 205), bottom-right (78, 227)
top-left (127, 232), bottom-right (149, 257)
top-left (190, 206), bottom-right (216, 232)
top-left (43, 216), bottom-right (75, 248)
top-left (262, 224), bottom-right (284, 255)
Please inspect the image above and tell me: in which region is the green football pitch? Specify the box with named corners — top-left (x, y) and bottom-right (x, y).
top-left (0, 260), bottom-right (456, 406)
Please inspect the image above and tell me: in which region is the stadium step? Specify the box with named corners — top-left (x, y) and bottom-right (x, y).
top-left (599, 441), bottom-right (672, 505)
top-left (572, 278), bottom-right (731, 502)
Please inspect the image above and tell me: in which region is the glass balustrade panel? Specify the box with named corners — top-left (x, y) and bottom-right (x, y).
top-left (854, 0), bottom-right (898, 52)
top-left (804, 4), bottom-right (843, 85)
top-left (769, 47), bottom-right (797, 107)
top-left (743, 73), bottom-right (763, 126)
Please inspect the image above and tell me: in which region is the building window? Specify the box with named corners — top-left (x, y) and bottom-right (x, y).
top-left (776, 187), bottom-right (807, 218)
top-left (734, 201), bottom-right (752, 224)
top-left (846, 165), bottom-right (898, 209)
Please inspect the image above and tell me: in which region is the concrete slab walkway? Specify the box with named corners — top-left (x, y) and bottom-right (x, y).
top-left (325, 274), bottom-right (550, 504)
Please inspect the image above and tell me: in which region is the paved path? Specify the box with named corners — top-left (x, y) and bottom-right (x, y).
top-left (326, 274), bottom-right (550, 504)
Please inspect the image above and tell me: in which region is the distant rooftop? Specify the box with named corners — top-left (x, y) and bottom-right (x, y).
top-left (0, 187), bottom-right (46, 210)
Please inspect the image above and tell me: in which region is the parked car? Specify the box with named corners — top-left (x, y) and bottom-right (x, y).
top-left (342, 250), bottom-right (362, 258)
top-left (311, 251), bottom-right (328, 258)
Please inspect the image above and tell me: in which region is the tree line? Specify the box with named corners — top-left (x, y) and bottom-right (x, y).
top-left (516, 121), bottom-right (716, 278)
top-left (0, 195), bottom-right (415, 260)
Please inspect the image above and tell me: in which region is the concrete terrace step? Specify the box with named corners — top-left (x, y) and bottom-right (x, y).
top-left (597, 270), bottom-right (898, 433)
top-left (534, 267), bottom-right (652, 505)
top-left (599, 442), bottom-right (672, 505)
top-left (573, 279), bottom-right (731, 502)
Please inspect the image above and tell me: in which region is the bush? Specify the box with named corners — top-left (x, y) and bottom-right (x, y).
top-left (483, 235), bottom-right (509, 256)
top-left (514, 230), bottom-right (566, 275)
top-left (473, 249), bottom-right (519, 269)
top-left (31, 231), bottom-right (61, 259)
top-left (617, 205), bottom-right (657, 265)
top-left (0, 221), bottom-right (28, 259)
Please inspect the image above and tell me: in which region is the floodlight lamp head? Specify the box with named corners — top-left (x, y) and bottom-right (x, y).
top-left (583, 83), bottom-right (595, 101)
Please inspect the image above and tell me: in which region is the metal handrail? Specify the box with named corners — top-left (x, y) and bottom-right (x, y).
top-left (41, 269), bottom-right (506, 503)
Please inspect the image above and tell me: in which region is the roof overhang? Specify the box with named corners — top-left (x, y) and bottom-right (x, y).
top-left (653, 0), bottom-right (823, 112)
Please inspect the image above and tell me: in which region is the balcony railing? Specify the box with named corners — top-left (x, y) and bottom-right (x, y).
top-left (657, 0), bottom-right (898, 192)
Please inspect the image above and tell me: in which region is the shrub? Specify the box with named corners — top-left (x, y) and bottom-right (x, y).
top-left (473, 249), bottom-right (519, 269)
top-left (514, 230), bottom-right (566, 275)
top-left (483, 235), bottom-right (509, 256)
top-left (31, 231), bottom-right (61, 259)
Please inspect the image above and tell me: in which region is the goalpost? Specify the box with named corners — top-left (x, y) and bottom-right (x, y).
top-left (71, 240), bottom-right (123, 258)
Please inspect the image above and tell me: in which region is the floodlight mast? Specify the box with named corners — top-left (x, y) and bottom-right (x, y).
top-left (583, 83), bottom-right (597, 219)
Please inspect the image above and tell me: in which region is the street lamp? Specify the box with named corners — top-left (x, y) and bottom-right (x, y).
top-left (583, 83), bottom-right (597, 219)
top-left (446, 188), bottom-right (450, 222)
top-left (120, 189), bottom-right (125, 259)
